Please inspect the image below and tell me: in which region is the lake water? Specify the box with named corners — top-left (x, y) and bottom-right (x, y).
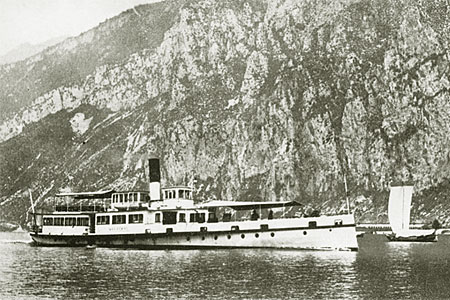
top-left (1, 232), bottom-right (449, 299)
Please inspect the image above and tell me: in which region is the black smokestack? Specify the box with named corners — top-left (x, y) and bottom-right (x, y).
top-left (149, 158), bottom-right (161, 183)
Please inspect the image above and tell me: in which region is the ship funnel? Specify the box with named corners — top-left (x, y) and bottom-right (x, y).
top-left (148, 158), bottom-right (161, 201)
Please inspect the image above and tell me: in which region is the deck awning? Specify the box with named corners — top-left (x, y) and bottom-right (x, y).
top-left (197, 200), bottom-right (301, 210)
top-left (55, 189), bottom-right (115, 199)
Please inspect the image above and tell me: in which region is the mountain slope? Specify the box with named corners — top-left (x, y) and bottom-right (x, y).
top-left (1, 0), bottom-right (450, 226)
top-left (0, 36), bottom-right (68, 65)
top-left (0, 0), bottom-right (184, 121)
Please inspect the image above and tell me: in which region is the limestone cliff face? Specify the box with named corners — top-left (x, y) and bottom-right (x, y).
top-left (1, 0), bottom-right (450, 226)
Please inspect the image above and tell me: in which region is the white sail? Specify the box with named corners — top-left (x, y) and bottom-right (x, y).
top-left (388, 185), bottom-right (413, 235)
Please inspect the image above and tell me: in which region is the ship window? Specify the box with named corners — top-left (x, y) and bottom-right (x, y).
top-left (44, 218), bottom-right (53, 226)
top-left (124, 194), bottom-right (128, 202)
top-left (54, 217), bottom-right (63, 226)
top-left (112, 215), bottom-right (126, 224)
top-left (65, 217), bottom-right (76, 226)
top-left (129, 214), bottom-right (143, 224)
top-left (179, 190), bottom-right (184, 198)
top-left (196, 213), bottom-right (205, 223)
top-left (308, 221), bottom-right (317, 228)
top-left (222, 213), bottom-right (231, 222)
top-left (155, 213), bottom-right (161, 223)
top-left (77, 217), bottom-right (89, 226)
top-left (186, 191), bottom-right (191, 199)
top-left (190, 213), bottom-right (196, 222)
top-left (119, 194), bottom-right (123, 203)
top-left (208, 212), bottom-right (218, 223)
top-left (179, 213), bottom-right (186, 223)
top-left (164, 191), bottom-right (168, 199)
top-left (163, 212), bottom-right (177, 225)
top-left (97, 215), bottom-right (110, 225)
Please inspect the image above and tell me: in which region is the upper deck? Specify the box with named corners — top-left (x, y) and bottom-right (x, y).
top-left (50, 185), bottom-right (197, 213)
top-left (110, 186), bottom-right (195, 210)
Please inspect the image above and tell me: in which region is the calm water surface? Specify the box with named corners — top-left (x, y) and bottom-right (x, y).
top-left (1, 232), bottom-right (449, 299)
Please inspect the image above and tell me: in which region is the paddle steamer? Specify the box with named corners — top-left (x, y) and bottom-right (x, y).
top-left (30, 159), bottom-right (358, 251)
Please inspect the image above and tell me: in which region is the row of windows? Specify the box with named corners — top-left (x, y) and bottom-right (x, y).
top-left (164, 189), bottom-right (192, 200)
top-left (43, 217), bottom-right (89, 226)
top-left (97, 214), bottom-right (144, 225)
top-left (112, 193), bottom-right (149, 204)
top-left (153, 212), bottom-right (206, 224)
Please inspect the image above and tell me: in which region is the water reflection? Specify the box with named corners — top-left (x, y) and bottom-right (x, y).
top-left (354, 234), bottom-right (450, 299)
top-left (2, 232), bottom-right (450, 299)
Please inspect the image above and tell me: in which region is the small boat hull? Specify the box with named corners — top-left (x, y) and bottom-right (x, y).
top-left (385, 233), bottom-right (437, 242)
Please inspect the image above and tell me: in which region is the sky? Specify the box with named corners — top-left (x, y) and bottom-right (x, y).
top-left (0, 0), bottom-right (161, 56)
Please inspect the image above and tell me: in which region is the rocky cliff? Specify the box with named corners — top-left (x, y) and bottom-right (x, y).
top-left (1, 0), bottom-right (450, 226)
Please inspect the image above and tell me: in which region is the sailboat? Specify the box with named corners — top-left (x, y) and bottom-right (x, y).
top-left (386, 184), bottom-right (437, 242)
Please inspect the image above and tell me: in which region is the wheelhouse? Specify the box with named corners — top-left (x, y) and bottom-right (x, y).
top-left (150, 186), bottom-right (195, 209)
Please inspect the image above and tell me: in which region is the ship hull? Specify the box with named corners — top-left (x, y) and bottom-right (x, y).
top-left (385, 233), bottom-right (437, 242)
top-left (30, 224), bottom-right (358, 251)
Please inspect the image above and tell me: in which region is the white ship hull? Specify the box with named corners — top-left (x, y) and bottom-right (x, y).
top-left (30, 215), bottom-right (358, 251)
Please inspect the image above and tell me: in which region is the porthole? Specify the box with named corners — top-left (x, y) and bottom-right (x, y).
top-left (241, 234), bottom-right (245, 239)
top-left (227, 234), bottom-right (231, 239)
top-left (214, 235), bottom-right (218, 240)
top-left (303, 231), bottom-right (307, 235)
top-left (186, 236), bottom-right (190, 241)
top-left (270, 232), bottom-right (275, 237)
top-left (329, 229), bottom-right (332, 232)
top-left (201, 236), bottom-right (205, 241)
top-left (255, 233), bottom-right (259, 238)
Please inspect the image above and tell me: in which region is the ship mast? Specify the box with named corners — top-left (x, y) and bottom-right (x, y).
top-left (343, 174), bottom-right (350, 214)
